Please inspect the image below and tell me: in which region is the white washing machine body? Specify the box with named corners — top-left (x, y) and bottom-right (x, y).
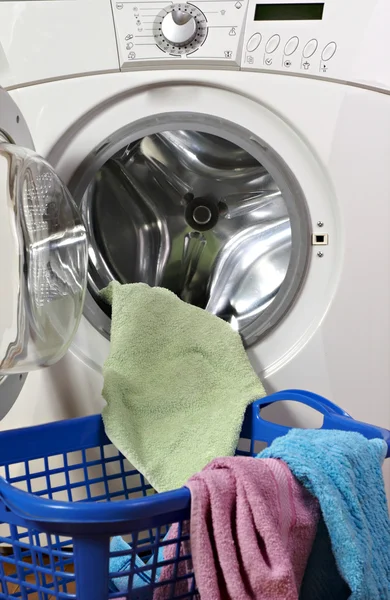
top-left (0, 0), bottom-right (389, 491)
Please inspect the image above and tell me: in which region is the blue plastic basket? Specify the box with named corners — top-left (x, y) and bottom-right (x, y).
top-left (0, 389), bottom-right (388, 600)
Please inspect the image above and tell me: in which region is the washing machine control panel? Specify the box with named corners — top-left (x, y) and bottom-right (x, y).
top-left (240, 0), bottom-right (389, 86)
top-left (112, 0), bottom-right (390, 88)
top-left (112, 0), bottom-right (247, 68)
top-left (241, 0), bottom-right (340, 76)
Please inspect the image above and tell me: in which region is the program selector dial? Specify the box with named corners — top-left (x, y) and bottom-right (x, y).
top-left (154, 3), bottom-right (208, 55)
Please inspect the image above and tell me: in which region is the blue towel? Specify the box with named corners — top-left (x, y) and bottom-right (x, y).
top-left (259, 429), bottom-right (390, 599)
top-left (109, 535), bottom-right (165, 593)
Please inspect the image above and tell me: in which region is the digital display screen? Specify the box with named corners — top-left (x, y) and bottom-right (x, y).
top-left (254, 3), bottom-right (324, 21)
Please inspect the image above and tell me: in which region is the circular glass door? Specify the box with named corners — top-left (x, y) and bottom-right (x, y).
top-left (75, 116), bottom-right (310, 346)
top-left (0, 89), bottom-right (88, 375)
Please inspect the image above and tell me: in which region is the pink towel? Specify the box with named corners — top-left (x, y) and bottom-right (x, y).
top-left (154, 457), bottom-right (319, 600)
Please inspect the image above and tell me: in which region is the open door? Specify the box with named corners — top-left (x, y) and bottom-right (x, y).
top-left (0, 88), bottom-right (88, 377)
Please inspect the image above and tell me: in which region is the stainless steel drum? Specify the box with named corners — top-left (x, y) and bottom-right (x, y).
top-left (77, 120), bottom-right (310, 346)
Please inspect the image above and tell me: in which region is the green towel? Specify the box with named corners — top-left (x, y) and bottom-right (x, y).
top-left (101, 281), bottom-right (265, 492)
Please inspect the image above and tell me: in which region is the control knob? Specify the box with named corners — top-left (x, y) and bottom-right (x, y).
top-left (161, 9), bottom-right (197, 46)
top-left (154, 4), bottom-right (208, 55)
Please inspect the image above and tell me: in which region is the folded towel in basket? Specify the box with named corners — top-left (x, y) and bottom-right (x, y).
top-left (259, 429), bottom-right (390, 600)
top-left (109, 535), bottom-right (165, 593)
top-left (154, 456), bottom-right (319, 600)
top-left (101, 281), bottom-right (265, 492)
top-left (109, 535), bottom-right (149, 591)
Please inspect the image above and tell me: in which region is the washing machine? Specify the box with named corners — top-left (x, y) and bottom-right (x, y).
top-left (0, 0), bottom-right (389, 490)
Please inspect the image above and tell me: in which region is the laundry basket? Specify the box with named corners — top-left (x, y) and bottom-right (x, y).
top-left (0, 390), bottom-right (388, 600)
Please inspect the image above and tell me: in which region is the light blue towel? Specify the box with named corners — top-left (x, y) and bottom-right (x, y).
top-left (259, 429), bottom-right (390, 599)
top-left (109, 535), bottom-right (165, 593)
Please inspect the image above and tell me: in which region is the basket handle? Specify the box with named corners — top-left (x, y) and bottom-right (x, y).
top-left (248, 389), bottom-right (390, 457)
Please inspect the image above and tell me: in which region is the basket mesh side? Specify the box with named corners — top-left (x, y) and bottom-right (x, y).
top-left (0, 528), bottom-right (75, 599)
top-left (0, 433), bottom-right (263, 598)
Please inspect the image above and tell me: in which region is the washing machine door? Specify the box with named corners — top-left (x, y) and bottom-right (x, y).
top-left (0, 88), bottom-right (88, 375)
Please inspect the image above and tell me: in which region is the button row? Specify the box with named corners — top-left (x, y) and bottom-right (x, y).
top-left (246, 34), bottom-right (337, 62)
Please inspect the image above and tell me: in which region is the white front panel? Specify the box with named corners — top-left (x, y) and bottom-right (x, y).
top-left (0, 0), bottom-right (119, 88)
top-left (6, 72), bottom-right (390, 495)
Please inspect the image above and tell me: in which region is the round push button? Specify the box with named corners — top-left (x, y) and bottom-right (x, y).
top-left (265, 34), bottom-right (280, 54)
top-left (247, 32), bottom-right (262, 53)
top-left (302, 38), bottom-right (318, 58)
top-left (321, 41), bottom-right (337, 61)
top-left (284, 36), bottom-right (299, 56)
